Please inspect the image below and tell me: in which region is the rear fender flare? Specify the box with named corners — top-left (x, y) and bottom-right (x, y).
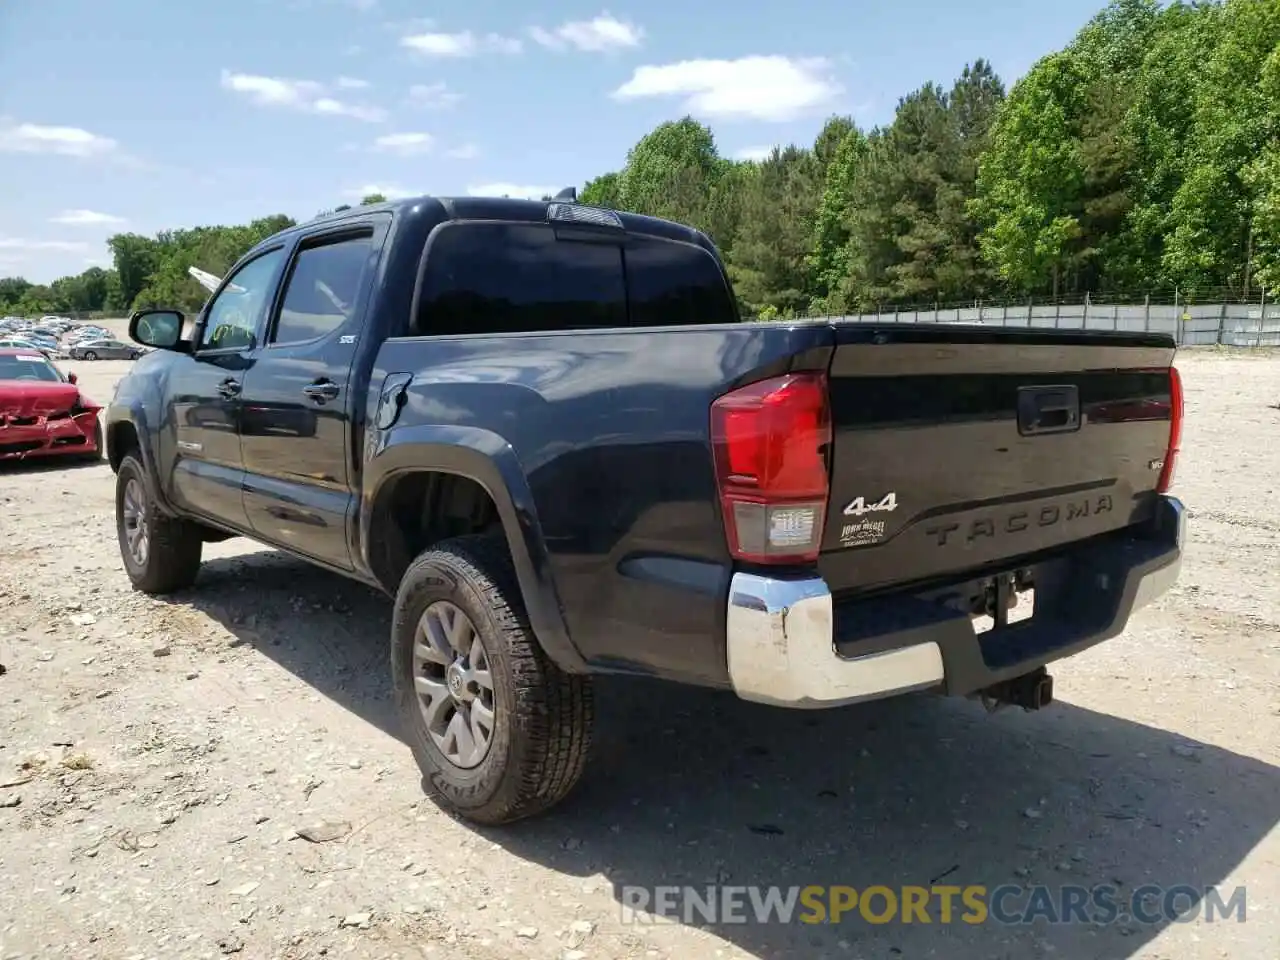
top-left (362, 424), bottom-right (586, 673)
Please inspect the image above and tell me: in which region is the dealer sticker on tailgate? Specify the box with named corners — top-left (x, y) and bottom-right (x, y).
top-left (839, 492), bottom-right (898, 547)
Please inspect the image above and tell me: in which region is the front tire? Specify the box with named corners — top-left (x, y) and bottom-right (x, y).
top-left (115, 454), bottom-right (203, 593)
top-left (83, 350), bottom-right (98, 361)
top-left (391, 534), bottom-right (594, 825)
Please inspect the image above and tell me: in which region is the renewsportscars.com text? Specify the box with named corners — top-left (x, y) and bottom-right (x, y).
top-left (619, 884), bottom-right (1247, 926)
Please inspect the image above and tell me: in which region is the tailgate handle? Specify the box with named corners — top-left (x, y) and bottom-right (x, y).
top-left (1017, 385), bottom-right (1080, 436)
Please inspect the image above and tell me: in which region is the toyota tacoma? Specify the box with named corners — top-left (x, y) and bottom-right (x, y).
top-left (104, 195), bottom-right (1186, 824)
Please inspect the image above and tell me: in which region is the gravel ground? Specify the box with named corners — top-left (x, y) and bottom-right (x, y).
top-left (1, 350), bottom-right (1277, 960)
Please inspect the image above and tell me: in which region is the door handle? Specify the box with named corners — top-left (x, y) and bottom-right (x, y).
top-left (1016, 384), bottom-right (1080, 436)
top-left (218, 378), bottom-right (241, 398)
top-left (303, 380), bottom-right (340, 403)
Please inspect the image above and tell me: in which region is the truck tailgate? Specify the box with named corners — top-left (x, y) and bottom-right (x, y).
top-left (818, 327), bottom-right (1178, 595)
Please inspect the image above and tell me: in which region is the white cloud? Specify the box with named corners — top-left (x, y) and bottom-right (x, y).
top-left (612, 55), bottom-right (841, 122)
top-left (485, 33), bottom-right (523, 55)
top-left (529, 13), bottom-right (643, 52)
top-left (335, 76), bottom-right (370, 89)
top-left (400, 30), bottom-right (522, 57)
top-left (734, 145), bottom-right (774, 162)
top-left (407, 82), bottom-right (463, 110)
top-left (466, 183), bottom-right (555, 200)
top-left (344, 183), bottom-right (420, 200)
top-left (0, 122), bottom-right (117, 158)
top-left (220, 70), bottom-right (387, 122)
top-left (372, 131), bottom-right (434, 155)
top-left (446, 143), bottom-right (480, 160)
top-left (0, 237), bottom-right (90, 253)
top-left (50, 209), bottom-right (127, 226)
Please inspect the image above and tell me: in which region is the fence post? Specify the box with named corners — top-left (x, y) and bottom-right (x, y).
top-left (1083, 291), bottom-right (1090, 328)
top-left (1144, 295), bottom-right (1150, 332)
top-left (1054, 300), bottom-right (1061, 329)
top-left (1218, 301), bottom-right (1228, 345)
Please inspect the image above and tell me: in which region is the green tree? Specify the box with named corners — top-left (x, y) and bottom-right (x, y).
top-left (971, 52), bottom-right (1091, 296)
top-left (618, 117), bottom-right (726, 225)
top-left (1162, 0), bottom-right (1280, 296)
top-left (728, 145), bottom-right (822, 316)
top-left (107, 233), bottom-right (162, 309)
top-left (579, 172), bottom-right (622, 208)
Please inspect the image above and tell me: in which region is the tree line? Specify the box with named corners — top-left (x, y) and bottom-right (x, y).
top-left (3, 0), bottom-right (1276, 321)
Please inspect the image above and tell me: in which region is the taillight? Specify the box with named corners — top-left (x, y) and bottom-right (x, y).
top-left (710, 372), bottom-right (832, 564)
top-left (1157, 365), bottom-right (1183, 493)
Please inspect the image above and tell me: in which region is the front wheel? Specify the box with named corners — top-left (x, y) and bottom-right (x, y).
top-left (83, 350), bottom-right (97, 361)
top-left (115, 454), bottom-right (203, 593)
top-left (391, 534), bottom-right (594, 824)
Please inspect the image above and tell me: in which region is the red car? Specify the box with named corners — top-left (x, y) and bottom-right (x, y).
top-left (0, 348), bottom-right (102, 462)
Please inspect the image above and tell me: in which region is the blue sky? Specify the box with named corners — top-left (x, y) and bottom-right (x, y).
top-left (1, 0), bottom-right (1106, 284)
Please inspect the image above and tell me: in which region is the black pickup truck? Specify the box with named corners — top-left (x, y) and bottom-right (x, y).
top-left (106, 195), bottom-right (1186, 824)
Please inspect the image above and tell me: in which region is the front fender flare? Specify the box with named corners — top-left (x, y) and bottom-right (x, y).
top-left (362, 424), bottom-right (587, 674)
top-left (105, 403), bottom-right (178, 517)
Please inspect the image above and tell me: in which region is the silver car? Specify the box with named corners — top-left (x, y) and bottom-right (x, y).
top-left (67, 338), bottom-right (143, 361)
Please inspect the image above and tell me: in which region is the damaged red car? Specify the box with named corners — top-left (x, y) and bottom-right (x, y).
top-left (0, 348), bottom-right (103, 463)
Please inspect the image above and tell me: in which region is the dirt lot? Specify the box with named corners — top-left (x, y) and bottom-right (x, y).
top-left (1, 351), bottom-right (1277, 960)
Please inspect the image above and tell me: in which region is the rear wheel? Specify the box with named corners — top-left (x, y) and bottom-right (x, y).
top-left (83, 350), bottom-right (98, 361)
top-left (391, 534), bottom-right (594, 824)
top-left (115, 454), bottom-right (203, 593)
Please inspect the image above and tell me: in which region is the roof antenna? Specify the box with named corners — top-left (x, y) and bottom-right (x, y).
top-left (553, 186), bottom-right (577, 202)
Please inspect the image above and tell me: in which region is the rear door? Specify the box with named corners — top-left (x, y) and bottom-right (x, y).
top-left (238, 216), bottom-right (389, 569)
top-left (818, 327), bottom-right (1178, 594)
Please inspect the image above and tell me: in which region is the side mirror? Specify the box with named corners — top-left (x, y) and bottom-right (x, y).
top-left (67, 371), bottom-right (78, 384)
top-left (129, 308), bottom-right (185, 350)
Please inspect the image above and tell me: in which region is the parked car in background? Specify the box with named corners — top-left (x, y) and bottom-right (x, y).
top-left (0, 337), bottom-right (57, 359)
top-left (68, 339), bottom-right (143, 361)
top-left (0, 348), bottom-right (102, 462)
top-left (26, 334), bottom-right (58, 351)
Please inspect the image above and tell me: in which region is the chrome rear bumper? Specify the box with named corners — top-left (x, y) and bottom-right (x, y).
top-left (725, 495), bottom-right (1186, 708)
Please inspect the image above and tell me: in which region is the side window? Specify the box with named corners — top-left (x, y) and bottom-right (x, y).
top-left (418, 223), bottom-right (627, 335)
top-left (272, 233), bottom-right (374, 345)
top-left (199, 247), bottom-right (285, 350)
top-left (624, 237), bottom-right (739, 327)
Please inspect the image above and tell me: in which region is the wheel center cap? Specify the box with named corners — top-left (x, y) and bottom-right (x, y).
top-left (446, 664), bottom-right (467, 701)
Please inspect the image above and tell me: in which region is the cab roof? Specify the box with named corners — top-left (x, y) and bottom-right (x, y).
top-left (284, 195), bottom-right (714, 252)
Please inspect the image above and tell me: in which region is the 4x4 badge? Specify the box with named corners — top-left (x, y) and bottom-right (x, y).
top-left (843, 492), bottom-right (898, 517)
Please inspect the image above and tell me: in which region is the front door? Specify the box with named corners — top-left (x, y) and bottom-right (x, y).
top-left (238, 220), bottom-right (387, 568)
top-left (169, 245), bottom-right (288, 529)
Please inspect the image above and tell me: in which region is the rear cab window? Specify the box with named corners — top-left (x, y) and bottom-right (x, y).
top-left (415, 221), bottom-right (738, 335)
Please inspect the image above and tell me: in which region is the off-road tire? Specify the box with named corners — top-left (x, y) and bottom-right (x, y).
top-left (115, 454), bottom-right (203, 593)
top-left (391, 533), bottom-right (594, 824)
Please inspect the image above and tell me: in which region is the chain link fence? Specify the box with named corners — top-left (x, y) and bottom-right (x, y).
top-left (803, 302), bottom-right (1280, 347)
